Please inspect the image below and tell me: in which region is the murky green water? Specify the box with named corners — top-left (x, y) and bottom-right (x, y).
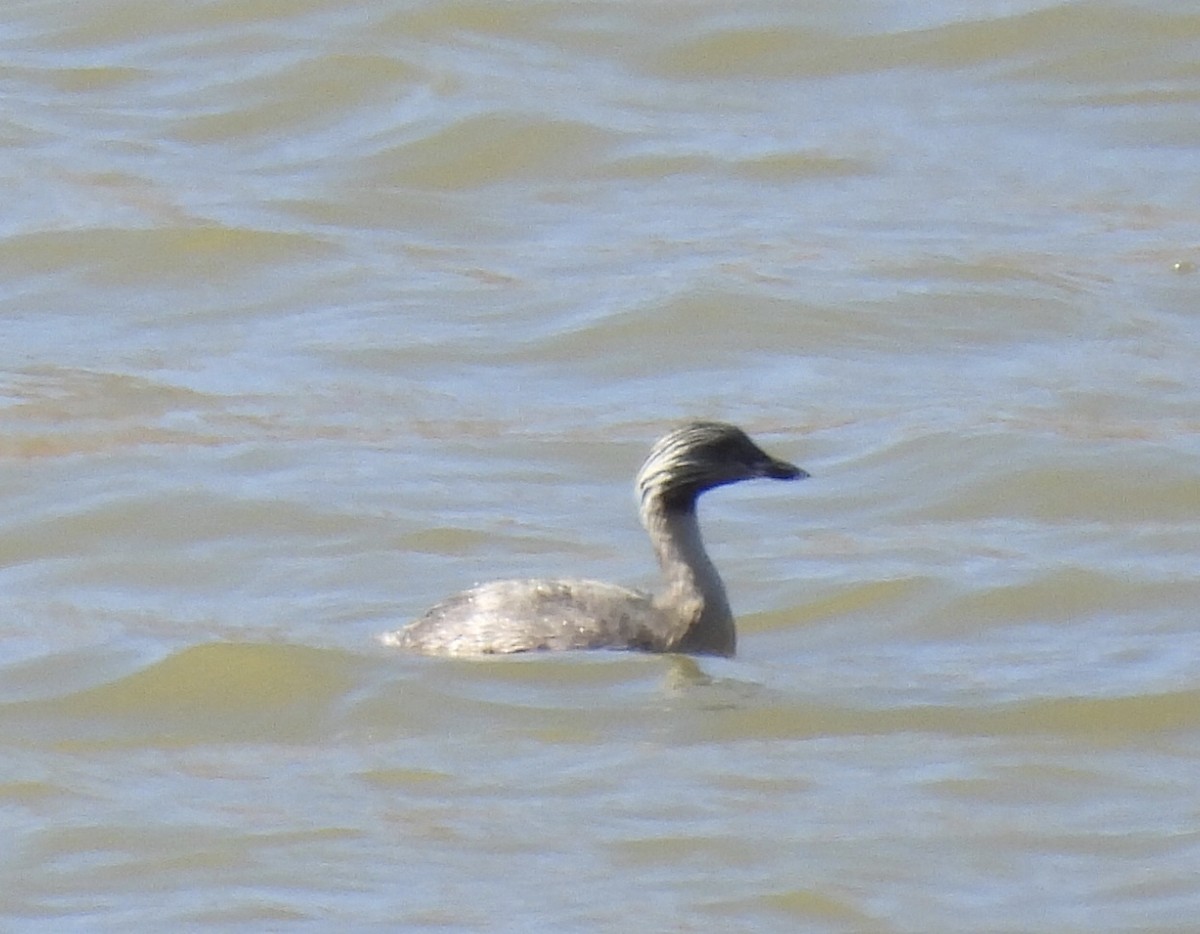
top-left (2, 0), bottom-right (1199, 929)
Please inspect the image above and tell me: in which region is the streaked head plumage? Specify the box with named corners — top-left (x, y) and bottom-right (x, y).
top-left (635, 421), bottom-right (806, 512)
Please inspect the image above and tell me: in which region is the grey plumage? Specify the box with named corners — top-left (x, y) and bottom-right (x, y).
top-left (382, 421), bottom-right (806, 657)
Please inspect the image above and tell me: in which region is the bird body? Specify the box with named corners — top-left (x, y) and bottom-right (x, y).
top-left (382, 421), bottom-right (805, 657)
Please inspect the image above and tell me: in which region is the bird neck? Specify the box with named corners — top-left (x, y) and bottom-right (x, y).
top-left (640, 498), bottom-right (734, 656)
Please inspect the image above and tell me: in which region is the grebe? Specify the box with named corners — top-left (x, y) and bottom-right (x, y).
top-left (382, 421), bottom-right (805, 656)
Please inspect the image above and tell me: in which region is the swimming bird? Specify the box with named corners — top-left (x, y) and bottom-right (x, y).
top-left (382, 421), bottom-right (806, 657)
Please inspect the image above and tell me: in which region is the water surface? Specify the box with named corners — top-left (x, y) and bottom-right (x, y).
top-left (2, 0), bottom-right (1199, 930)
